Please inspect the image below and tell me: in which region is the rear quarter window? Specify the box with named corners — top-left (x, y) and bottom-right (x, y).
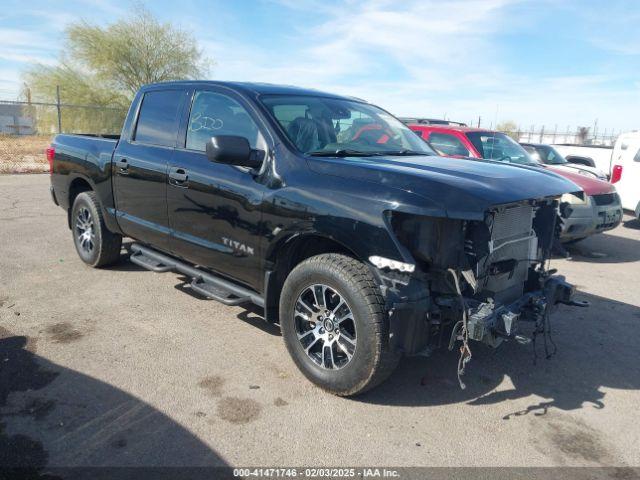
top-left (134, 90), bottom-right (184, 147)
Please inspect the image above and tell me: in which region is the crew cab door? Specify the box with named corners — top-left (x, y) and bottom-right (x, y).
top-left (113, 88), bottom-right (187, 251)
top-left (167, 88), bottom-right (270, 290)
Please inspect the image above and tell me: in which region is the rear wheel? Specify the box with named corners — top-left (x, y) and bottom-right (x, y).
top-left (279, 254), bottom-right (400, 396)
top-left (71, 191), bottom-right (122, 267)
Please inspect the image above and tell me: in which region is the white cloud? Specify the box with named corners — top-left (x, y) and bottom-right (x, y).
top-left (204, 1), bottom-right (516, 86)
top-left (0, 26), bottom-right (60, 96)
top-left (1, 0), bottom-right (638, 130)
top-left (0, 4), bottom-right (114, 98)
top-left (200, 0), bottom-right (639, 131)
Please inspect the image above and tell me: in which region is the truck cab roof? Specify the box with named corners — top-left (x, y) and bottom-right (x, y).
top-left (140, 81), bottom-right (366, 102)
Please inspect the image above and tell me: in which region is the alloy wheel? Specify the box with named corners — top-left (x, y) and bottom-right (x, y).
top-left (294, 284), bottom-right (357, 370)
top-left (75, 206), bottom-right (95, 254)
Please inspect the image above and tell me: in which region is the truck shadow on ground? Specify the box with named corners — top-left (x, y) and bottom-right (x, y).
top-left (623, 217), bottom-right (640, 230)
top-left (109, 242), bottom-right (638, 415)
top-left (0, 327), bottom-right (227, 473)
top-left (564, 232), bottom-right (640, 263)
top-left (359, 292), bottom-right (640, 415)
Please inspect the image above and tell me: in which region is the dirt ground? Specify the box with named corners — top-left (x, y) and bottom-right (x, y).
top-left (1, 174), bottom-right (639, 472)
top-left (0, 135), bottom-right (51, 173)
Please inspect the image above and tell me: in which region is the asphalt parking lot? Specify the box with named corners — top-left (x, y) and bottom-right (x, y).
top-left (1, 173), bottom-right (640, 469)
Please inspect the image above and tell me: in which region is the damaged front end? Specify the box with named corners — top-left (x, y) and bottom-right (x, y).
top-left (376, 198), bottom-right (587, 387)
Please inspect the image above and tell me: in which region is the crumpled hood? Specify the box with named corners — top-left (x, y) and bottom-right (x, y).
top-left (308, 155), bottom-right (581, 219)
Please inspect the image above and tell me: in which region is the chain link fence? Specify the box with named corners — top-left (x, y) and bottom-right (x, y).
top-left (0, 135), bottom-right (52, 173)
top-left (509, 128), bottom-right (619, 147)
top-left (0, 100), bottom-right (127, 173)
top-left (479, 123), bottom-right (621, 147)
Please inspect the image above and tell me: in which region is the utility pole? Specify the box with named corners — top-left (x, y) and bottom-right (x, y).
top-left (56, 85), bottom-right (62, 133)
top-left (23, 83), bottom-right (31, 104)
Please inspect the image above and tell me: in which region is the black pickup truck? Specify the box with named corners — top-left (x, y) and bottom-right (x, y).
top-left (49, 81), bottom-right (582, 395)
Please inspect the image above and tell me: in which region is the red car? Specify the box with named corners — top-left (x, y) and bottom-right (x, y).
top-left (404, 122), bottom-right (623, 242)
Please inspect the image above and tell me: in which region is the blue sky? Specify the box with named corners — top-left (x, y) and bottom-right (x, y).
top-left (1, 0), bottom-right (639, 131)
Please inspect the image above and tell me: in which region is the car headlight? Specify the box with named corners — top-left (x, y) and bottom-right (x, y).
top-left (560, 192), bottom-right (588, 205)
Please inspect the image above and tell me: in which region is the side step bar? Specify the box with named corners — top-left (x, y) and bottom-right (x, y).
top-left (130, 244), bottom-right (264, 308)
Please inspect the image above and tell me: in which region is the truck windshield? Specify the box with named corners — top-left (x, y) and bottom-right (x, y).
top-left (467, 132), bottom-right (538, 166)
top-left (260, 95), bottom-right (436, 157)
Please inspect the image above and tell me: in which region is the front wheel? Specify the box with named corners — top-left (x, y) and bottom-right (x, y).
top-left (279, 254), bottom-right (400, 396)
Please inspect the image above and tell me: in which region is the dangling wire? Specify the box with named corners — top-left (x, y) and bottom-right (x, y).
top-left (531, 300), bottom-right (557, 365)
top-left (448, 268), bottom-right (472, 389)
top-left (543, 304), bottom-right (557, 359)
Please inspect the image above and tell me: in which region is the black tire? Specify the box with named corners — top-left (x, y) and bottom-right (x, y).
top-left (279, 253), bottom-right (400, 396)
top-left (71, 191), bottom-right (122, 267)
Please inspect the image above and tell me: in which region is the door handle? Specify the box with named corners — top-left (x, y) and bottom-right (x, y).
top-left (169, 167), bottom-right (189, 186)
top-left (115, 158), bottom-right (129, 174)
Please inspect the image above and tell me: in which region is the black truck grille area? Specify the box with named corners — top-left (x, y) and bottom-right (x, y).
top-left (482, 204), bottom-right (535, 303)
top-left (592, 193), bottom-right (618, 206)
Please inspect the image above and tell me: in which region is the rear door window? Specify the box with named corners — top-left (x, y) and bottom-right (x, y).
top-left (427, 132), bottom-right (470, 156)
top-left (134, 90), bottom-right (184, 147)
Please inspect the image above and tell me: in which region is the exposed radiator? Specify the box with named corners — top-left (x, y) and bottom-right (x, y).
top-left (482, 204), bottom-right (536, 303)
top-left (490, 204), bottom-right (534, 247)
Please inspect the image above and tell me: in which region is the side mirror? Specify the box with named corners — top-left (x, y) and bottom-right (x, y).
top-left (206, 136), bottom-right (264, 169)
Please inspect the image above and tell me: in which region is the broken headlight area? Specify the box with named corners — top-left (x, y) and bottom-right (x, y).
top-left (387, 199), bottom-right (584, 386)
top-left (558, 190), bottom-right (587, 222)
top-left (389, 200), bottom-right (559, 304)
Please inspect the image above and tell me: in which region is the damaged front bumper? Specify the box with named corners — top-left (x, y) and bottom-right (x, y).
top-left (384, 272), bottom-right (585, 356)
top-left (380, 199), bottom-right (588, 359)
top-left (458, 275), bottom-right (582, 348)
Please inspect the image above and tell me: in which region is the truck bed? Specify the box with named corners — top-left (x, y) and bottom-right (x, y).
top-left (552, 144), bottom-right (613, 175)
top-left (50, 133), bottom-right (120, 217)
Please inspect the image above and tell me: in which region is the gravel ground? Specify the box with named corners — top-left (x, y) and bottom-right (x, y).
top-left (1, 174), bottom-right (639, 469)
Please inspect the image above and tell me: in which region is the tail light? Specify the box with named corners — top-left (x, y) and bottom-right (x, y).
top-left (611, 164), bottom-right (623, 184)
top-left (45, 146), bottom-right (55, 175)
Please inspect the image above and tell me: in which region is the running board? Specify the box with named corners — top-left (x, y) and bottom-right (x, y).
top-left (129, 244), bottom-right (264, 308)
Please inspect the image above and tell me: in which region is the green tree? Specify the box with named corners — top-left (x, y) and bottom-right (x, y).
top-left (23, 6), bottom-right (209, 133)
top-left (66, 7), bottom-right (209, 96)
top-left (496, 120), bottom-right (519, 140)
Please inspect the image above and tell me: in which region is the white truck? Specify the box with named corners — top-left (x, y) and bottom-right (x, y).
top-left (552, 144), bottom-right (614, 175)
top-left (610, 131), bottom-right (640, 218)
